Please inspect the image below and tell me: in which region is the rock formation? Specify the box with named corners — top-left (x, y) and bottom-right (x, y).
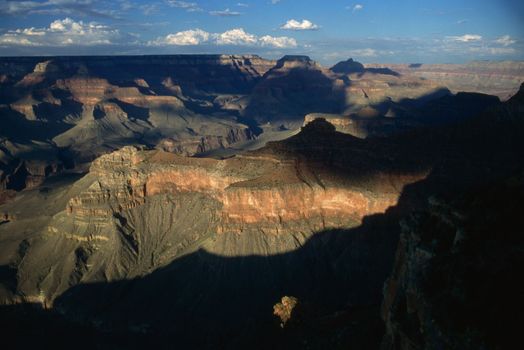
top-left (0, 56), bottom-right (523, 349)
top-left (1, 55), bottom-right (515, 205)
top-left (242, 55), bottom-right (346, 126)
top-left (330, 58), bottom-right (365, 74)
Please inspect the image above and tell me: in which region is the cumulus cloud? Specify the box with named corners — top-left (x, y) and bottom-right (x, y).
top-left (166, 0), bottom-right (202, 12)
top-left (495, 35), bottom-right (516, 47)
top-left (280, 19), bottom-right (319, 31)
top-left (209, 8), bottom-right (242, 16)
top-left (0, 17), bottom-right (121, 46)
top-left (448, 34), bottom-right (482, 42)
top-left (150, 28), bottom-right (297, 48)
top-left (153, 29), bottom-right (210, 46)
top-left (215, 28), bottom-right (256, 45)
top-left (259, 35), bottom-right (297, 48)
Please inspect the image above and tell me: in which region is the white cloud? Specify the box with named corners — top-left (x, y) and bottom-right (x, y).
top-left (271, 0), bottom-right (281, 4)
top-left (153, 29), bottom-right (210, 46)
top-left (15, 28), bottom-right (46, 36)
top-left (280, 19), bottom-right (319, 31)
top-left (448, 34), bottom-right (482, 42)
top-left (352, 4), bottom-right (363, 12)
top-left (150, 28), bottom-right (297, 48)
top-left (237, 2), bottom-right (249, 7)
top-left (495, 35), bottom-right (516, 47)
top-left (215, 28), bottom-right (257, 45)
top-left (166, 0), bottom-right (202, 12)
top-left (209, 8), bottom-right (242, 16)
top-left (259, 35), bottom-right (297, 48)
top-left (0, 17), bottom-right (121, 47)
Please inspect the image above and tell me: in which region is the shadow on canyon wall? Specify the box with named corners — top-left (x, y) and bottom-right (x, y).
top-left (1, 63), bottom-right (522, 349)
top-left (2, 147), bottom-right (522, 350)
top-left (16, 87), bottom-right (524, 349)
top-left (0, 202), bottom-right (408, 350)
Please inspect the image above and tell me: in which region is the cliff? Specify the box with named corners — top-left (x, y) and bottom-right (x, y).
top-left (381, 179), bottom-right (524, 350)
top-left (380, 83), bottom-right (524, 350)
top-left (0, 56), bottom-right (523, 348)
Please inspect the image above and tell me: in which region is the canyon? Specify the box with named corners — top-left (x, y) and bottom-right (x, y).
top-left (2, 55), bottom-right (514, 199)
top-left (0, 55), bottom-right (523, 349)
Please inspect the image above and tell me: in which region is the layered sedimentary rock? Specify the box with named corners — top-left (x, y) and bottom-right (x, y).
top-left (0, 55), bottom-right (272, 202)
top-left (1, 55), bottom-right (517, 205)
top-left (1, 56), bottom-right (523, 348)
top-left (0, 118), bottom-right (430, 320)
top-left (67, 119), bottom-right (425, 238)
top-left (365, 61), bottom-right (524, 100)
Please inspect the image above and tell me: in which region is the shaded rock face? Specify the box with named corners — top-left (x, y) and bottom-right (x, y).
top-left (0, 56), bottom-right (523, 349)
top-left (156, 127), bottom-right (254, 156)
top-left (3, 80), bottom-right (523, 348)
top-left (0, 117), bottom-right (434, 348)
top-left (0, 156), bottom-right (64, 203)
top-left (381, 180), bottom-right (524, 350)
top-left (330, 58), bottom-right (365, 74)
top-left (379, 85), bottom-right (524, 350)
top-left (244, 56), bottom-right (346, 125)
top-left (64, 119), bottom-right (426, 242)
top-left (303, 90), bottom-right (501, 139)
top-left (0, 55), bottom-right (273, 203)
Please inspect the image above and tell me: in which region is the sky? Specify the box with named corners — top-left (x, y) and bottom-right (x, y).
top-left (0, 0), bottom-right (523, 65)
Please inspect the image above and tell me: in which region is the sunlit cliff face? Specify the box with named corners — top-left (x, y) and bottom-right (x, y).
top-left (68, 141), bottom-right (429, 237)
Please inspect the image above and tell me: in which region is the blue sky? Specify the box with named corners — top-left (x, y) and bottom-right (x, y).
top-left (0, 0), bottom-right (523, 64)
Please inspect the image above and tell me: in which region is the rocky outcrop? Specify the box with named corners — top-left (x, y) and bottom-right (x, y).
top-left (67, 120), bottom-right (423, 235)
top-left (0, 158), bottom-right (62, 195)
top-left (330, 58), bottom-right (365, 74)
top-left (273, 296), bottom-right (300, 328)
top-left (156, 127), bottom-right (254, 156)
